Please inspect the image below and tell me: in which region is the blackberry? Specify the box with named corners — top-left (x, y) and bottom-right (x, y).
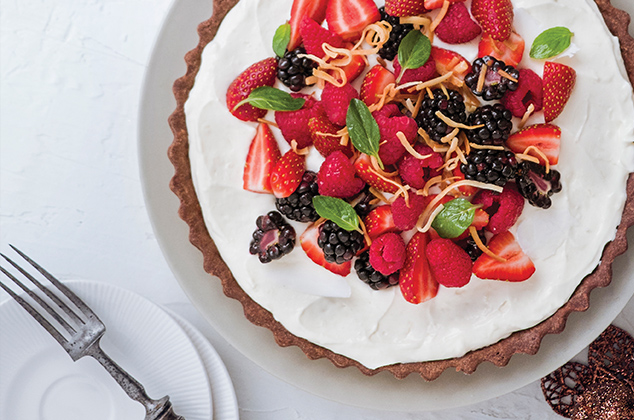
top-left (249, 211), bottom-right (296, 263)
top-left (378, 7), bottom-right (414, 61)
top-left (464, 56), bottom-right (520, 101)
top-left (416, 88), bottom-right (467, 142)
top-left (456, 230), bottom-right (487, 262)
top-left (461, 148), bottom-right (517, 187)
top-left (352, 186), bottom-right (374, 217)
top-left (466, 103), bottom-right (514, 146)
top-left (354, 250), bottom-right (399, 290)
top-left (515, 161), bottom-right (563, 209)
top-left (275, 171), bottom-right (320, 222)
top-left (318, 220), bottom-right (365, 264)
top-left (277, 47), bottom-right (316, 92)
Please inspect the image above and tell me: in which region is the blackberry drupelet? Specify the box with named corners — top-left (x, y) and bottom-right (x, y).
top-left (277, 47), bottom-right (316, 92)
top-left (249, 211), bottom-right (296, 263)
top-left (275, 171), bottom-right (320, 222)
top-left (466, 103), bottom-right (514, 146)
top-left (515, 161), bottom-right (562, 209)
top-left (352, 186), bottom-right (374, 218)
top-left (461, 148), bottom-right (517, 187)
top-left (354, 250), bottom-right (399, 290)
top-left (456, 230), bottom-right (487, 262)
top-left (318, 220), bottom-right (365, 265)
top-left (415, 88), bottom-right (467, 143)
top-left (464, 56), bottom-right (520, 101)
top-left (378, 7), bottom-right (414, 61)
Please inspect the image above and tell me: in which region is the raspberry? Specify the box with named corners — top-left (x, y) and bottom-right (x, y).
top-left (501, 68), bottom-right (544, 118)
top-left (391, 193), bottom-right (427, 231)
top-left (373, 104), bottom-right (419, 165)
top-left (435, 2), bottom-right (482, 44)
top-left (275, 94), bottom-right (322, 148)
top-left (472, 184), bottom-right (525, 234)
top-left (425, 238), bottom-right (473, 288)
top-left (369, 232), bottom-right (406, 275)
top-left (397, 144), bottom-right (444, 189)
top-left (321, 82), bottom-right (359, 127)
top-left (393, 55), bottom-right (437, 85)
top-left (299, 16), bottom-right (345, 57)
top-left (317, 151), bottom-right (365, 198)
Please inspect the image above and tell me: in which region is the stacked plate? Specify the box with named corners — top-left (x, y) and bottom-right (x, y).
top-left (0, 279), bottom-right (238, 420)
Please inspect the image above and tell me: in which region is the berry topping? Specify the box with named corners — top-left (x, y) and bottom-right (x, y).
top-left (435, 2), bottom-right (482, 45)
top-left (391, 193), bottom-right (428, 231)
top-left (275, 171), bottom-right (321, 222)
top-left (288, 0), bottom-right (329, 50)
top-left (515, 161), bottom-right (562, 209)
top-left (506, 123), bottom-right (561, 166)
top-left (243, 123), bottom-right (282, 194)
top-left (478, 32), bottom-right (525, 68)
top-left (500, 68), bottom-right (544, 118)
top-left (397, 144), bottom-right (443, 189)
top-left (360, 65), bottom-right (396, 107)
top-left (308, 113), bottom-right (351, 158)
top-left (465, 103), bottom-right (514, 146)
top-left (424, 0), bottom-right (462, 9)
top-left (334, 50), bottom-right (367, 84)
top-left (321, 82), bottom-right (359, 127)
top-left (384, 0), bottom-right (428, 17)
top-left (400, 232), bottom-right (439, 304)
top-left (543, 61), bottom-right (577, 123)
top-left (300, 223), bottom-right (351, 276)
top-left (460, 148), bottom-right (517, 187)
top-left (374, 104), bottom-right (419, 165)
top-left (355, 250), bottom-right (400, 290)
top-left (275, 94), bottom-right (321, 148)
top-left (318, 220), bottom-right (365, 264)
top-left (317, 151), bottom-right (366, 198)
top-left (277, 46), bottom-right (317, 92)
top-left (270, 149), bottom-right (306, 198)
top-left (369, 232), bottom-right (407, 275)
top-left (299, 16), bottom-right (345, 58)
top-left (249, 211), bottom-right (296, 263)
top-left (464, 56), bottom-right (520, 101)
top-left (471, 0), bottom-right (514, 42)
top-left (353, 153), bottom-right (402, 194)
top-left (393, 55), bottom-right (438, 85)
top-left (226, 57), bottom-right (278, 122)
top-left (430, 47), bottom-right (473, 83)
top-left (425, 238), bottom-right (473, 288)
top-left (456, 229), bottom-right (487, 262)
top-left (415, 88), bottom-right (467, 143)
top-left (472, 231), bottom-right (535, 281)
top-left (363, 205), bottom-right (398, 240)
top-left (377, 7), bottom-right (415, 61)
top-left (472, 184), bottom-right (525, 234)
top-left (326, 0), bottom-right (381, 41)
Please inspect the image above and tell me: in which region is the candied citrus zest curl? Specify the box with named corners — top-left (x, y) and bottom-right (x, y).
top-left (257, 118), bottom-right (278, 128)
top-left (521, 145), bottom-right (551, 173)
top-left (397, 131), bottom-right (432, 159)
top-left (498, 69), bottom-right (519, 83)
top-left (435, 111), bottom-right (485, 130)
top-left (358, 216), bottom-right (372, 246)
top-left (399, 16), bottom-right (432, 30)
top-left (440, 127), bottom-right (460, 144)
top-left (476, 63), bottom-right (488, 93)
top-left (419, 128), bottom-right (450, 152)
top-left (469, 226), bottom-right (507, 262)
top-left (419, 203), bottom-right (445, 233)
top-left (422, 175), bottom-right (444, 196)
top-left (415, 72), bottom-right (455, 91)
top-left (370, 155), bottom-right (399, 177)
top-left (369, 187), bottom-right (390, 204)
top-left (430, 1), bottom-right (450, 33)
top-left (290, 140), bottom-right (310, 155)
top-left (470, 143), bottom-right (506, 150)
top-left (519, 103), bottom-right (536, 129)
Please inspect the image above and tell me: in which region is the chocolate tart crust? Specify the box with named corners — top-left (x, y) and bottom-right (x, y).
top-left (168, 0), bottom-right (634, 380)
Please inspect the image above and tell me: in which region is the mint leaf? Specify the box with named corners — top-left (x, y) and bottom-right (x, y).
top-left (312, 196), bottom-right (360, 232)
top-left (346, 98), bottom-right (383, 168)
top-left (233, 86), bottom-right (305, 112)
top-left (431, 198), bottom-right (476, 239)
top-left (530, 27), bottom-right (573, 59)
top-left (273, 23), bottom-right (291, 58)
top-left (396, 30), bottom-right (431, 82)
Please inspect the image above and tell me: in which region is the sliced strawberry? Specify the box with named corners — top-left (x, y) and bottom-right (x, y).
top-left (386, 0), bottom-right (429, 17)
top-left (364, 205), bottom-right (398, 240)
top-left (471, 208), bottom-right (490, 230)
top-left (543, 61), bottom-right (576, 123)
top-left (452, 165), bottom-right (479, 197)
top-left (478, 32), bottom-right (525, 67)
top-left (424, 0), bottom-right (463, 9)
top-left (506, 123), bottom-right (561, 165)
top-left (400, 232), bottom-right (439, 304)
top-left (471, 0), bottom-right (514, 42)
top-left (270, 149), bottom-right (305, 198)
top-left (472, 231), bottom-right (535, 282)
top-left (430, 47), bottom-right (472, 84)
top-left (226, 57), bottom-right (278, 122)
top-left (353, 153), bottom-right (401, 194)
top-left (299, 16), bottom-right (345, 57)
top-left (335, 51), bottom-right (367, 84)
top-left (359, 65), bottom-right (396, 107)
top-left (300, 223), bottom-right (351, 276)
top-left (326, 0), bottom-right (381, 41)
top-left (288, 0), bottom-right (329, 51)
top-left (243, 123), bottom-right (282, 194)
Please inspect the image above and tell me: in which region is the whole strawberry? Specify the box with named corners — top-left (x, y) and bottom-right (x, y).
top-left (226, 57), bottom-right (278, 122)
top-left (543, 61), bottom-right (576, 123)
top-left (270, 149), bottom-right (306, 198)
top-left (471, 0), bottom-right (513, 42)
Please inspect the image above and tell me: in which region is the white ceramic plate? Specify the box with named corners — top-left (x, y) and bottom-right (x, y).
top-left (138, 0), bottom-right (634, 411)
top-left (0, 279), bottom-right (212, 420)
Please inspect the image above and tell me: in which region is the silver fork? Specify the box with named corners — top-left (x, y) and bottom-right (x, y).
top-left (0, 245), bottom-right (185, 420)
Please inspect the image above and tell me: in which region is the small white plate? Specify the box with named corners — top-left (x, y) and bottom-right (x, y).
top-left (0, 279), bottom-right (212, 420)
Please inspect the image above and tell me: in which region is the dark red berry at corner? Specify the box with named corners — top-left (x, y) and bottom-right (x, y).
top-left (369, 232), bottom-right (406, 275)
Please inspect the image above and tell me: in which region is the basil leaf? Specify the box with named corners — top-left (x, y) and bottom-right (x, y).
top-left (431, 198), bottom-right (476, 239)
top-left (312, 196), bottom-right (360, 232)
top-left (530, 27), bottom-right (573, 59)
top-left (233, 86), bottom-right (305, 111)
top-left (273, 23), bottom-right (291, 58)
top-left (397, 30), bottom-right (431, 76)
top-left (346, 98), bottom-right (383, 168)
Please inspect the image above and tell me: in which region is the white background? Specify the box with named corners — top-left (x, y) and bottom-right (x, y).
top-left (1, 0), bottom-right (633, 418)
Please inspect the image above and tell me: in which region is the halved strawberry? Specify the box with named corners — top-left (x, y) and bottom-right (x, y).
top-left (478, 32), bottom-right (525, 67)
top-left (270, 149), bottom-right (305, 198)
top-left (386, 0), bottom-right (429, 17)
top-left (353, 153), bottom-right (401, 194)
top-left (424, 0), bottom-right (463, 9)
top-left (288, 0), bottom-right (329, 51)
top-left (243, 123), bottom-right (282, 193)
top-left (506, 123), bottom-right (561, 165)
top-left (472, 231), bottom-right (535, 281)
top-left (430, 47), bottom-right (472, 84)
top-left (543, 61), bottom-right (576, 123)
top-left (359, 65), bottom-right (396, 107)
top-left (334, 52), bottom-right (367, 84)
top-left (226, 57), bottom-right (278, 122)
top-left (364, 205), bottom-right (398, 240)
top-left (471, 0), bottom-right (514, 42)
top-left (471, 208), bottom-right (490, 230)
top-left (326, 0), bottom-right (381, 41)
top-left (400, 232), bottom-right (439, 304)
top-left (452, 165), bottom-right (479, 197)
top-left (300, 223), bottom-right (351, 276)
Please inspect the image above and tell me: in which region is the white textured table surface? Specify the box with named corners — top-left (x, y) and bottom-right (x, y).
top-left (1, 0), bottom-right (633, 418)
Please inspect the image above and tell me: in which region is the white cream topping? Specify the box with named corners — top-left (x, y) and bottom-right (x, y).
top-left (185, 0), bottom-right (634, 368)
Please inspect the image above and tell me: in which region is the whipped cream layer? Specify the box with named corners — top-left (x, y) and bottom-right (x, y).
top-left (185, 0), bottom-right (634, 368)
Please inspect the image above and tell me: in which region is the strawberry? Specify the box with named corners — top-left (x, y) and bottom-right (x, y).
top-left (243, 123), bottom-right (282, 194)
top-left (543, 61), bottom-right (576, 123)
top-left (435, 2), bottom-right (482, 45)
top-left (385, 0), bottom-right (429, 17)
top-left (452, 165), bottom-right (479, 197)
top-left (270, 149), bottom-right (305, 198)
top-left (478, 32), bottom-right (525, 68)
top-left (425, 238), bottom-right (473, 288)
top-left (334, 51), bottom-right (367, 84)
top-left (471, 208), bottom-right (490, 230)
top-left (353, 153), bottom-right (401, 194)
top-left (400, 232), bottom-right (439, 304)
top-left (472, 231), bottom-right (535, 281)
top-left (226, 57), bottom-right (278, 122)
top-left (321, 82), bottom-right (359, 127)
top-left (300, 223), bottom-right (351, 276)
top-left (275, 94), bottom-right (321, 148)
top-left (360, 65), bottom-right (396, 107)
top-left (364, 205), bottom-right (398, 240)
top-left (307, 114), bottom-right (352, 158)
top-left (471, 0), bottom-right (514, 42)
top-left (506, 123), bottom-right (561, 165)
top-left (424, 0), bottom-right (463, 9)
top-left (317, 151), bottom-right (365, 198)
top-left (326, 0), bottom-right (381, 41)
top-left (299, 16), bottom-right (345, 57)
top-left (288, 0), bottom-right (329, 50)
top-left (430, 47), bottom-right (472, 83)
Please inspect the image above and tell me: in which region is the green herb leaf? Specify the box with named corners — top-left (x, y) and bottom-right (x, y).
top-left (530, 27), bottom-right (573, 59)
top-left (346, 98), bottom-right (383, 168)
top-left (312, 196), bottom-right (360, 232)
top-left (272, 23), bottom-right (291, 58)
top-left (396, 30), bottom-right (431, 82)
top-left (431, 198), bottom-right (476, 239)
top-left (233, 86), bottom-right (305, 112)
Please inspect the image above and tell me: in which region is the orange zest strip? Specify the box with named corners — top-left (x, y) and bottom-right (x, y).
top-left (369, 187), bottom-right (390, 204)
top-left (469, 226), bottom-right (507, 262)
top-left (470, 143), bottom-right (506, 150)
top-left (397, 131), bottom-right (432, 159)
top-left (419, 203), bottom-right (445, 232)
top-left (358, 216), bottom-right (372, 246)
top-left (415, 72), bottom-right (454, 91)
top-left (498, 69), bottom-right (519, 83)
top-left (257, 118), bottom-right (278, 128)
top-left (290, 140), bottom-right (310, 155)
top-left (476, 63), bottom-right (488, 93)
top-left (521, 145), bottom-right (551, 173)
top-left (440, 127), bottom-right (460, 144)
top-left (519, 103), bottom-right (536, 129)
top-left (430, 0), bottom-right (450, 33)
top-left (435, 111), bottom-right (485, 130)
